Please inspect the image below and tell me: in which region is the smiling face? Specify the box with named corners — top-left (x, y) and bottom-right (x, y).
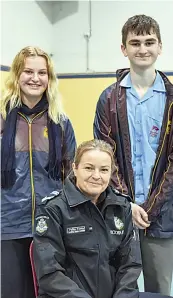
top-left (19, 56), bottom-right (48, 106)
top-left (121, 31), bottom-right (162, 70)
top-left (72, 149), bottom-right (112, 203)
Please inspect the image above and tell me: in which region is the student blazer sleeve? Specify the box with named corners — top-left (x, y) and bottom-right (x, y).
top-left (93, 88), bottom-right (128, 195)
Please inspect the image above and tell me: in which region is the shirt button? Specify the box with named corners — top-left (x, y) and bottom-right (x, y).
top-left (137, 138), bottom-right (141, 142)
top-left (136, 120), bottom-right (141, 124)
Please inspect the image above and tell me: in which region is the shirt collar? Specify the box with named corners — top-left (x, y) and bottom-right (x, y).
top-left (153, 72), bottom-right (166, 92)
top-left (120, 73), bottom-right (131, 88)
top-left (120, 71), bottom-right (166, 92)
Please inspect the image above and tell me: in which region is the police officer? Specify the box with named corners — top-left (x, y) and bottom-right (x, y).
top-left (33, 139), bottom-right (141, 298)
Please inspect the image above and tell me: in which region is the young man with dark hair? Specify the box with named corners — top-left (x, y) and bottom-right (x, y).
top-left (94, 14), bottom-right (173, 295)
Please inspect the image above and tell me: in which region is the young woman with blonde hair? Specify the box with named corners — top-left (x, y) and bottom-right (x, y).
top-left (1, 46), bottom-right (76, 298)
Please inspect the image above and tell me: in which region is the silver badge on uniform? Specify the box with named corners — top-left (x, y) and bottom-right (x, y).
top-left (36, 217), bottom-right (48, 235)
top-left (114, 217), bottom-right (124, 230)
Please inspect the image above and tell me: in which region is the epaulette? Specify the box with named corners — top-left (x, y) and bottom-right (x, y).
top-left (112, 188), bottom-right (132, 203)
top-left (41, 190), bottom-right (60, 204)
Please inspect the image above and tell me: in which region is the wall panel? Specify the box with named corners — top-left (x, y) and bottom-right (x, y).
top-left (1, 69), bottom-right (173, 144)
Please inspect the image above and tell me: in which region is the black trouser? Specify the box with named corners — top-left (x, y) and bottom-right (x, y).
top-left (1, 237), bottom-right (35, 298)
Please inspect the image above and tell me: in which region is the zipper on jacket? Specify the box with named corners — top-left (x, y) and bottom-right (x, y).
top-left (146, 102), bottom-right (173, 214)
top-left (18, 111), bottom-right (45, 232)
top-left (88, 205), bottom-right (101, 298)
top-left (129, 179), bottom-right (135, 202)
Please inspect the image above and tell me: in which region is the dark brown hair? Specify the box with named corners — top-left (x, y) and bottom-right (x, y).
top-left (122, 14), bottom-right (161, 46)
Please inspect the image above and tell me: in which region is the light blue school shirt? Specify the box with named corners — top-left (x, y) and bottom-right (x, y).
top-left (120, 72), bottom-right (166, 204)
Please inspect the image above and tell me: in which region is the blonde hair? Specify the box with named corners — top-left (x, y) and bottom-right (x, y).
top-left (74, 139), bottom-right (115, 172)
top-left (1, 46), bottom-right (65, 123)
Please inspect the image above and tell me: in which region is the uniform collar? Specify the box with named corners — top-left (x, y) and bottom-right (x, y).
top-left (63, 177), bottom-right (92, 207)
top-left (63, 177), bottom-right (127, 208)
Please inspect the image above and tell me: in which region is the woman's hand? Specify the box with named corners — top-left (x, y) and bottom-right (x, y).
top-left (130, 202), bottom-right (151, 229)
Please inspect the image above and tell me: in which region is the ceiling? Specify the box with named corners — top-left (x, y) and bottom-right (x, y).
top-left (35, 1), bottom-right (79, 24)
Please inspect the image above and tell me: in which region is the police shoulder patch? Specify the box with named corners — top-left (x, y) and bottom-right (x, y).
top-left (35, 216), bottom-right (49, 235)
top-left (42, 190), bottom-right (60, 204)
